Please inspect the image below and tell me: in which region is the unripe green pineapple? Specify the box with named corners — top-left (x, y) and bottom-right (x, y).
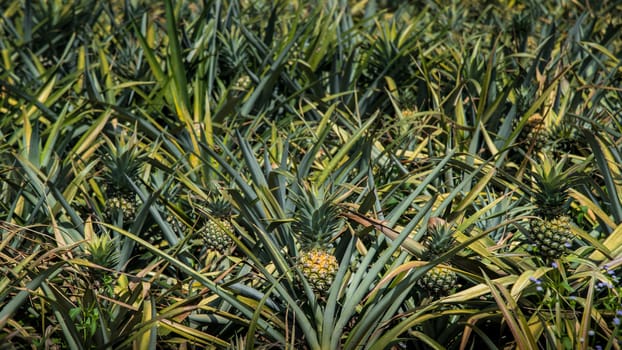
top-left (107, 190), bottom-right (139, 223)
top-left (418, 218), bottom-right (458, 297)
top-left (101, 134), bottom-right (143, 224)
top-left (527, 154), bottom-right (586, 262)
top-left (201, 218), bottom-right (234, 253)
top-left (234, 74), bottom-right (251, 91)
top-left (285, 42), bottom-right (304, 68)
top-left (419, 266), bottom-right (458, 296)
top-left (529, 215), bottom-right (573, 259)
top-left (292, 184), bottom-right (343, 297)
top-left (198, 196), bottom-right (234, 254)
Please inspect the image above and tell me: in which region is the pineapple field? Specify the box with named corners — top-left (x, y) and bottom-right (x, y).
top-left (2, 0), bottom-right (622, 348)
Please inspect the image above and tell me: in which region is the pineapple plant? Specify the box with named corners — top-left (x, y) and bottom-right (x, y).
top-left (197, 195), bottom-right (235, 254)
top-left (84, 233), bottom-right (119, 271)
top-left (527, 154), bottom-right (585, 262)
top-left (217, 26), bottom-right (249, 84)
top-left (101, 134), bottom-right (144, 224)
top-left (359, 22), bottom-right (416, 91)
top-left (292, 185), bottom-right (343, 297)
top-left (418, 217), bottom-right (459, 297)
top-left (83, 233), bottom-right (119, 296)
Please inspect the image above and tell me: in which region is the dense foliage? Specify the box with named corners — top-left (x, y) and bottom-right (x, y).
top-left (1, 0), bottom-right (622, 349)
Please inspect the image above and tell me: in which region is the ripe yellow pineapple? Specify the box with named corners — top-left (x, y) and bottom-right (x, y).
top-left (527, 154), bottom-right (585, 262)
top-left (292, 184), bottom-right (342, 296)
top-left (298, 248), bottom-right (339, 293)
top-left (418, 218), bottom-right (458, 297)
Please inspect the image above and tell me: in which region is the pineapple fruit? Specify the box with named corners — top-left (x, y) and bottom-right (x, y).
top-left (101, 135), bottom-right (143, 224)
top-left (107, 192), bottom-right (139, 222)
top-left (527, 154), bottom-right (584, 262)
top-left (292, 185), bottom-right (342, 296)
top-left (420, 266), bottom-right (459, 296)
top-left (516, 113), bottom-right (548, 151)
top-left (298, 248), bottom-right (339, 293)
top-left (418, 217), bottom-right (458, 297)
top-left (197, 195), bottom-right (234, 254)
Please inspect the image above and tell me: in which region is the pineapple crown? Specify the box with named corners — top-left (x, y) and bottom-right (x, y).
top-left (423, 217), bottom-right (456, 260)
top-left (187, 186), bottom-right (234, 220)
top-left (101, 133), bottom-right (145, 191)
top-left (205, 194), bottom-right (233, 219)
top-left (548, 116), bottom-right (583, 149)
top-left (530, 153), bottom-right (587, 218)
top-left (85, 233), bottom-right (119, 269)
top-left (291, 182), bottom-right (343, 249)
top-left (398, 88), bottom-right (418, 111)
top-left (550, 117), bottom-right (579, 137)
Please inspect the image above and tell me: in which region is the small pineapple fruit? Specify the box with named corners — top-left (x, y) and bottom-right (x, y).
top-left (285, 42), bottom-right (304, 68)
top-left (419, 266), bottom-right (459, 296)
top-left (528, 154), bottom-right (585, 262)
top-left (418, 217), bottom-right (458, 297)
top-left (298, 248), bottom-right (339, 293)
top-left (107, 191), bottom-right (139, 222)
top-left (516, 113), bottom-right (548, 151)
top-left (234, 75), bottom-right (251, 91)
top-left (101, 135), bottom-right (143, 224)
top-left (198, 196), bottom-right (234, 254)
top-left (293, 185), bottom-right (342, 296)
